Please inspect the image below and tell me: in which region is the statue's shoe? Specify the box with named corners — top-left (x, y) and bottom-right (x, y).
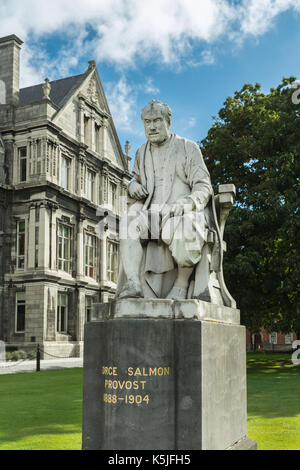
top-left (118, 280), bottom-right (143, 299)
top-left (166, 286), bottom-right (188, 300)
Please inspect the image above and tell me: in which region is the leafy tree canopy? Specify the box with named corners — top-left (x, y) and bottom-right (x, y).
top-left (201, 77), bottom-right (300, 336)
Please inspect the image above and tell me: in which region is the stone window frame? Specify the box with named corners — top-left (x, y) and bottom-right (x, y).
top-left (85, 295), bottom-right (97, 323)
top-left (34, 207), bottom-right (40, 268)
top-left (86, 167), bottom-right (96, 202)
top-left (80, 91), bottom-right (103, 152)
top-left (60, 153), bottom-right (71, 191)
top-left (16, 218), bottom-right (26, 270)
top-left (57, 291), bottom-right (68, 334)
top-left (84, 230), bottom-right (98, 280)
top-left (57, 220), bottom-right (74, 274)
top-left (108, 180), bottom-right (117, 212)
top-left (18, 146), bottom-right (27, 183)
top-left (106, 239), bottom-right (119, 283)
top-left (34, 226), bottom-right (39, 268)
top-left (15, 291), bottom-right (26, 334)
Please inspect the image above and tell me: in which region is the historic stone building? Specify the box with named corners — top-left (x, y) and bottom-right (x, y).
top-left (0, 35), bottom-right (131, 357)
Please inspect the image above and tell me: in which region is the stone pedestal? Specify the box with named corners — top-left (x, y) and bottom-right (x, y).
top-left (82, 299), bottom-right (256, 450)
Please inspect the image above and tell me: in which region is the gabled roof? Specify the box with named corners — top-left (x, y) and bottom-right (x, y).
top-left (19, 74), bottom-right (86, 107)
top-left (18, 65), bottom-right (129, 172)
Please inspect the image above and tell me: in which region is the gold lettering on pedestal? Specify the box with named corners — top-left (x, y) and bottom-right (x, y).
top-left (127, 367), bottom-right (170, 377)
top-left (101, 365), bottom-right (171, 406)
top-left (101, 366), bottom-right (118, 376)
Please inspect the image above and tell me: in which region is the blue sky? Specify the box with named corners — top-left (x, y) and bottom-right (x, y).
top-left (1, 0), bottom-right (300, 159)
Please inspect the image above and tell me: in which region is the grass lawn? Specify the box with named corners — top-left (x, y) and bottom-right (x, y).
top-left (0, 369), bottom-right (83, 450)
top-left (0, 353), bottom-right (299, 450)
top-left (247, 352), bottom-right (300, 450)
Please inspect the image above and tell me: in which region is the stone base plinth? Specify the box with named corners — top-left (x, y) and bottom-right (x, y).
top-left (82, 300), bottom-right (254, 450)
top-left (91, 298), bottom-right (240, 324)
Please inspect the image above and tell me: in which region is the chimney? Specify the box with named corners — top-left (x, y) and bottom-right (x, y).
top-left (0, 35), bottom-right (23, 106)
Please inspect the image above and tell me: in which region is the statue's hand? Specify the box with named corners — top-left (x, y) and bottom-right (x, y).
top-left (162, 198), bottom-right (195, 219)
top-left (128, 181), bottom-right (149, 200)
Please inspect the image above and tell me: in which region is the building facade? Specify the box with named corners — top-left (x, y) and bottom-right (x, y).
top-left (0, 35), bottom-right (131, 357)
top-left (246, 328), bottom-right (297, 352)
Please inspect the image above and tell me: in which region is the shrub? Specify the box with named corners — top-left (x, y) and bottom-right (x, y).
top-left (5, 352), bottom-right (12, 362)
top-left (5, 349), bottom-right (37, 362)
top-left (10, 350), bottom-right (27, 361)
top-left (27, 350), bottom-right (37, 360)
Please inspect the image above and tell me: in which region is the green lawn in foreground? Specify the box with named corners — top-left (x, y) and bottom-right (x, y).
top-left (0, 353), bottom-right (299, 450)
top-left (247, 352), bottom-right (300, 450)
top-left (0, 369), bottom-right (83, 450)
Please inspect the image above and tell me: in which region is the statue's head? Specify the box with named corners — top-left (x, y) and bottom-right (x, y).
top-left (141, 100), bottom-right (172, 144)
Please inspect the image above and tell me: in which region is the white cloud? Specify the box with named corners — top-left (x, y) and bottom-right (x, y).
top-left (238, 0), bottom-right (300, 37)
top-left (104, 76), bottom-right (160, 133)
top-left (20, 28), bottom-right (90, 86)
top-left (200, 50), bottom-right (215, 66)
top-left (142, 79), bottom-right (160, 95)
top-left (105, 76), bottom-right (138, 133)
top-left (20, 45), bottom-right (48, 87)
top-left (1, 0), bottom-right (300, 85)
top-left (188, 50), bottom-right (216, 67)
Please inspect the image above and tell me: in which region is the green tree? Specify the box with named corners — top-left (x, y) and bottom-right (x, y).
top-left (201, 78), bottom-right (300, 338)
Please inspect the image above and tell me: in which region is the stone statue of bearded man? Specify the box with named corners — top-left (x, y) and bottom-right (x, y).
top-left (115, 100), bottom-right (222, 301)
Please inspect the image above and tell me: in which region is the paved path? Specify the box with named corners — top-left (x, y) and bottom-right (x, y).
top-left (0, 357), bottom-right (83, 375)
